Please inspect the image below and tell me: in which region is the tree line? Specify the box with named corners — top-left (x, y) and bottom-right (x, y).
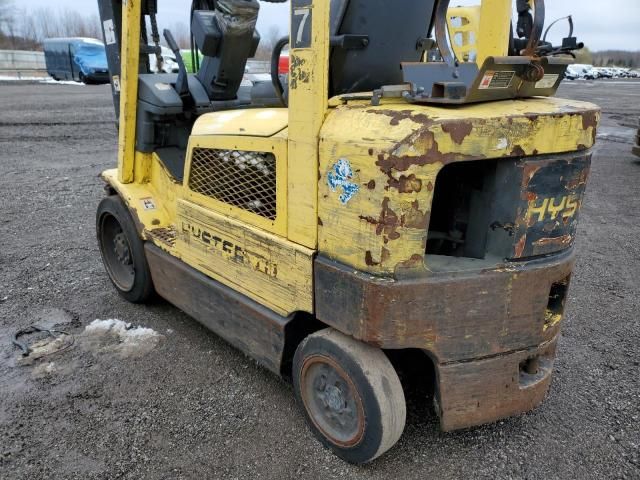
top-left (0, 1), bottom-right (193, 51)
top-left (0, 1), bottom-right (280, 59)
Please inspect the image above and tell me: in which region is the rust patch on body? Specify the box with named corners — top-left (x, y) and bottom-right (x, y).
top-left (377, 198), bottom-right (401, 240)
top-left (359, 215), bottom-right (378, 225)
top-left (376, 129), bottom-right (475, 174)
top-left (387, 173), bottom-right (423, 193)
top-left (490, 221), bottom-right (516, 236)
top-left (396, 254), bottom-right (424, 269)
top-left (522, 163), bottom-right (543, 189)
top-left (365, 251), bottom-right (379, 266)
top-left (581, 110), bottom-right (599, 130)
top-left (514, 235), bottom-right (527, 258)
top-left (367, 180), bottom-right (376, 190)
top-left (511, 145), bottom-right (526, 157)
top-left (289, 55), bottom-right (309, 90)
top-left (366, 109), bottom-right (434, 126)
top-left (361, 198), bottom-right (427, 240)
top-left (441, 122), bottom-right (473, 145)
top-left (402, 200), bottom-right (429, 229)
top-left (364, 247), bottom-right (391, 267)
top-left (533, 235), bottom-right (573, 249)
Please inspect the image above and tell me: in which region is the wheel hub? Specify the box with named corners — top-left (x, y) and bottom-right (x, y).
top-left (301, 356), bottom-right (365, 447)
top-left (113, 232), bottom-right (131, 265)
top-left (322, 384), bottom-right (345, 412)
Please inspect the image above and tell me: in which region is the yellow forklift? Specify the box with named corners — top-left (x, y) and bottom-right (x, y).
top-left (96, 0), bottom-right (599, 463)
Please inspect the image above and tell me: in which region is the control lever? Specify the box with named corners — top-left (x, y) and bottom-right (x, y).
top-left (163, 29), bottom-right (192, 106)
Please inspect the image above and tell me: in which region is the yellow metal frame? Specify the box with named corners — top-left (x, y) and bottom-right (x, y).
top-left (286, 0), bottom-right (330, 249)
top-left (117, 0), bottom-right (142, 184)
top-left (446, 6), bottom-right (481, 62)
top-left (476, 0), bottom-right (511, 64)
top-left (446, 0), bottom-right (512, 66)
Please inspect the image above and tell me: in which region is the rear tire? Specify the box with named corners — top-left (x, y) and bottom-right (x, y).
top-left (96, 195), bottom-right (154, 303)
top-left (293, 329), bottom-right (406, 464)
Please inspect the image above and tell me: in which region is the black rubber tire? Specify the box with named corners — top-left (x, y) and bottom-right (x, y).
top-left (96, 195), bottom-right (155, 303)
top-left (293, 329), bottom-right (406, 464)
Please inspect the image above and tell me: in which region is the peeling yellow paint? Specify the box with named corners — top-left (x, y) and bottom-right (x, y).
top-left (318, 97), bottom-right (599, 275)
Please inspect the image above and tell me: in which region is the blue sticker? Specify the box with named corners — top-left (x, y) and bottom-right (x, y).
top-left (327, 159), bottom-right (360, 205)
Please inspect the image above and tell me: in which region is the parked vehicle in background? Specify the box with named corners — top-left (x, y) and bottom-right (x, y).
top-left (43, 38), bottom-right (109, 84)
top-left (564, 64), bottom-right (639, 81)
top-left (149, 46), bottom-right (179, 74)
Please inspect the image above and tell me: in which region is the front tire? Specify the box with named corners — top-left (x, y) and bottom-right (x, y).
top-left (96, 195), bottom-right (154, 303)
top-left (293, 329), bottom-right (406, 464)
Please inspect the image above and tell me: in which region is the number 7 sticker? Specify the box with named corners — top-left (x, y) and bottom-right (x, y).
top-left (291, 1), bottom-right (313, 48)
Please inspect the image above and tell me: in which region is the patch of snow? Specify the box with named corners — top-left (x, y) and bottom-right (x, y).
top-left (39, 78), bottom-right (85, 86)
top-left (83, 319), bottom-right (163, 358)
top-left (85, 319), bottom-right (160, 342)
top-left (0, 75), bottom-right (47, 81)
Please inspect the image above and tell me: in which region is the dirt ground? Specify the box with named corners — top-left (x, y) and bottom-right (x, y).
top-left (1, 79), bottom-right (639, 480)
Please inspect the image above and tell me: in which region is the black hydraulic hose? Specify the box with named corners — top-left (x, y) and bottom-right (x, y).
top-left (542, 15), bottom-right (573, 43)
top-left (271, 36), bottom-right (289, 107)
top-left (524, 0), bottom-right (545, 55)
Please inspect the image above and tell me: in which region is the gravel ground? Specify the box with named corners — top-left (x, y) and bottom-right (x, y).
top-left (0, 79), bottom-right (639, 479)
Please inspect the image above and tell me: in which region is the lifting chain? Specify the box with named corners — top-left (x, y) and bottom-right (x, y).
top-left (150, 13), bottom-right (164, 73)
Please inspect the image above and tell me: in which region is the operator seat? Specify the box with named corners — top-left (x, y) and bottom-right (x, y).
top-left (329, 0), bottom-right (437, 96)
top-left (251, 0), bottom-right (437, 106)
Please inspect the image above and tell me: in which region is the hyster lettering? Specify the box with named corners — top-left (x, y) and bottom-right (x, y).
top-left (181, 222), bottom-right (278, 277)
top-left (527, 195), bottom-right (579, 223)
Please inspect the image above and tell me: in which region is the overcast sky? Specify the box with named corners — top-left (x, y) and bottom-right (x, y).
top-left (20, 0), bottom-right (640, 51)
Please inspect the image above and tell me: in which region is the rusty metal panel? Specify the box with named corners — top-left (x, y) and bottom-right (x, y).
top-left (145, 243), bottom-right (290, 374)
top-left (437, 337), bottom-right (558, 431)
top-left (314, 253), bottom-right (574, 362)
top-left (487, 153), bottom-right (592, 260)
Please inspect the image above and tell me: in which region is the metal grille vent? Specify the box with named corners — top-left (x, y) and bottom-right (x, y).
top-left (189, 148), bottom-right (277, 220)
top-left (146, 227), bottom-right (177, 247)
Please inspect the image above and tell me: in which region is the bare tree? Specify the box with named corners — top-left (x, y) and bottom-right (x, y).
top-left (254, 25), bottom-right (283, 61)
top-left (266, 25), bottom-right (282, 48)
top-left (0, 0), bottom-right (13, 28)
top-left (34, 7), bottom-right (63, 40)
top-left (170, 22), bottom-right (190, 49)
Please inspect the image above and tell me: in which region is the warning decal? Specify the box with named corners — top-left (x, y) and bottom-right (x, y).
top-left (103, 19), bottom-right (116, 45)
top-left (535, 74), bottom-right (560, 89)
top-left (141, 198), bottom-right (156, 211)
top-left (478, 71), bottom-right (515, 90)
